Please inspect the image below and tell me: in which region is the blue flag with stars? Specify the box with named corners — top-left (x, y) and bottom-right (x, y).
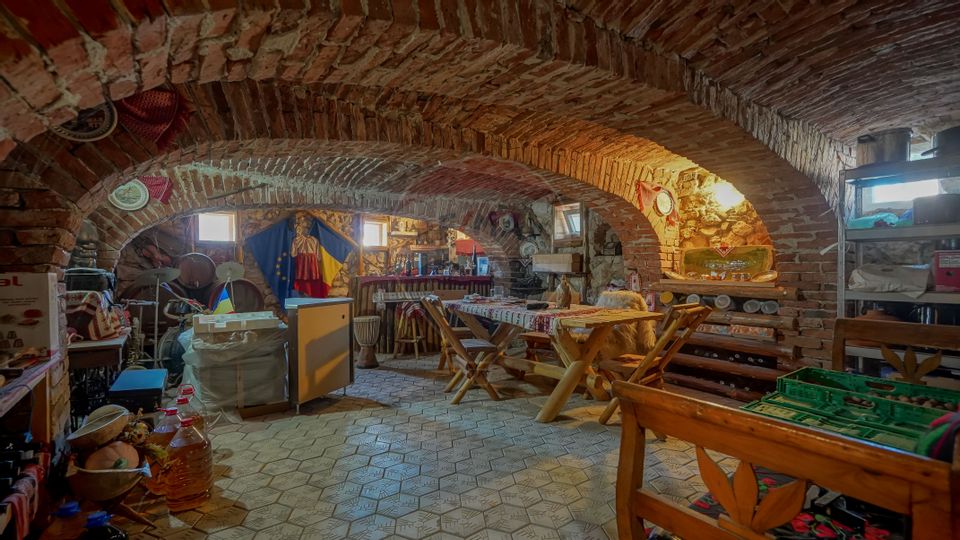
top-left (246, 219), bottom-right (295, 308)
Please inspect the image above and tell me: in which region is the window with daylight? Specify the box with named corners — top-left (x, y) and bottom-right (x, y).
top-left (870, 179), bottom-right (942, 204)
top-left (553, 202), bottom-right (583, 246)
top-left (197, 212), bottom-right (237, 242)
top-left (363, 219), bottom-right (389, 248)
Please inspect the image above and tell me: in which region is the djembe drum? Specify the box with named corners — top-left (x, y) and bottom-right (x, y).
top-left (353, 315), bottom-right (381, 369)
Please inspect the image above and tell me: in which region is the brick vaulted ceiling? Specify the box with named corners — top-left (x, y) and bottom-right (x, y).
top-left (1, 1), bottom-right (945, 362)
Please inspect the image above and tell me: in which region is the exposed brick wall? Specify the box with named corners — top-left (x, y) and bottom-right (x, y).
top-left (0, 1), bottom-right (867, 367)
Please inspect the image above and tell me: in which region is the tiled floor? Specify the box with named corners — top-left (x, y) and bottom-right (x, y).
top-left (117, 353), bottom-right (722, 540)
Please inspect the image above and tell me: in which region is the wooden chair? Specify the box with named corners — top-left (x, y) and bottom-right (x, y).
top-left (596, 303), bottom-right (711, 425)
top-left (613, 382), bottom-right (959, 540)
top-left (519, 290), bottom-right (583, 364)
top-left (430, 289), bottom-right (471, 372)
top-left (420, 296), bottom-right (500, 405)
top-left (832, 318), bottom-right (960, 384)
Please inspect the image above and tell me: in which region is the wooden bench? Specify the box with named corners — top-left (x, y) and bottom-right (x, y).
top-left (613, 381), bottom-right (960, 539)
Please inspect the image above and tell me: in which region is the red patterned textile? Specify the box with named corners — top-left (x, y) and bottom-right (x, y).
top-left (445, 301), bottom-right (603, 333)
top-left (293, 253), bottom-right (329, 298)
top-left (115, 88), bottom-right (193, 150)
top-left (141, 176), bottom-right (173, 203)
top-left (396, 301), bottom-right (426, 320)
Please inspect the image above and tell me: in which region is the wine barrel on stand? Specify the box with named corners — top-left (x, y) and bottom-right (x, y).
top-left (208, 279), bottom-right (265, 313)
top-left (176, 253), bottom-right (217, 307)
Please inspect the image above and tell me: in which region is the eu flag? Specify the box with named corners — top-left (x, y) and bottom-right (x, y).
top-left (246, 219), bottom-right (295, 307)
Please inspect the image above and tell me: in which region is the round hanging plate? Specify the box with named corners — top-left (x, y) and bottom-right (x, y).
top-left (50, 102), bottom-right (118, 142)
top-left (519, 241), bottom-right (538, 258)
top-left (108, 179), bottom-right (149, 211)
top-left (498, 213), bottom-right (516, 232)
top-left (215, 261), bottom-right (246, 282)
top-left (654, 190), bottom-right (675, 216)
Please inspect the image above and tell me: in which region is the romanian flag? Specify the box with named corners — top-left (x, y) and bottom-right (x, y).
top-left (211, 287), bottom-right (235, 314)
top-left (310, 218), bottom-right (355, 292)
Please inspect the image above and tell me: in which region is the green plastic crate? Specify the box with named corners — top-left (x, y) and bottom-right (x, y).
top-left (741, 397), bottom-right (919, 452)
top-left (757, 392), bottom-right (932, 437)
top-left (778, 367), bottom-right (960, 406)
top-left (776, 367), bottom-right (957, 428)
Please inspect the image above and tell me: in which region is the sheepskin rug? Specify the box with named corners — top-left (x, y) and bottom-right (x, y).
top-left (574, 290), bottom-right (657, 361)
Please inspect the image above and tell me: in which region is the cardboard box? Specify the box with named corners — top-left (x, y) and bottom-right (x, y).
top-left (532, 253), bottom-right (582, 274)
top-left (0, 273), bottom-right (59, 358)
top-left (193, 311), bottom-right (282, 334)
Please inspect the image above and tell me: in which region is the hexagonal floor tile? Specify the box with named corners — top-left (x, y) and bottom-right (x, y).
top-left (437, 473), bottom-right (477, 494)
top-left (526, 500), bottom-right (573, 528)
top-left (395, 509), bottom-right (442, 539)
top-left (302, 517), bottom-right (351, 540)
top-left (377, 492), bottom-right (420, 518)
top-left (362, 478), bottom-right (403, 500)
top-left (460, 487), bottom-right (501, 511)
top-left (251, 522), bottom-right (302, 540)
top-left (401, 475), bottom-right (440, 496)
top-left (349, 513), bottom-right (397, 540)
top-left (333, 496), bottom-right (378, 521)
top-left (482, 504), bottom-right (530, 533)
top-left (440, 507), bottom-right (486, 537)
top-left (513, 523), bottom-right (562, 539)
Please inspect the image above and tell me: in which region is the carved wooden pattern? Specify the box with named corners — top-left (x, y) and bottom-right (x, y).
top-left (695, 447), bottom-right (806, 536)
top-left (880, 345), bottom-right (941, 385)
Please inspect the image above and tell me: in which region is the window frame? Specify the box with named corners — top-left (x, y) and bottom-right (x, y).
top-left (196, 211), bottom-right (238, 244)
top-left (552, 202), bottom-right (583, 247)
top-left (362, 218), bottom-right (389, 249)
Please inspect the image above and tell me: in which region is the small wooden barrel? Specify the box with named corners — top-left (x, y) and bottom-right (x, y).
top-left (208, 279), bottom-right (265, 313)
top-left (177, 253), bottom-right (216, 289)
top-left (354, 315), bottom-right (381, 369)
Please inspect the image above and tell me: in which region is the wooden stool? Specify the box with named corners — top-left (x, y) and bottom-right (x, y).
top-left (393, 302), bottom-right (425, 359)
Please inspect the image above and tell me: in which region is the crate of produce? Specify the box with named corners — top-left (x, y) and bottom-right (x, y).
top-left (742, 396), bottom-right (921, 452)
top-left (778, 367), bottom-right (960, 411)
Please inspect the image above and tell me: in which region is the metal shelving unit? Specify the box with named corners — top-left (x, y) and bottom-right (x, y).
top-left (838, 154), bottom-right (960, 369)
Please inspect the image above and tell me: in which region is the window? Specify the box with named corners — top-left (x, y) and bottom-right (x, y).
top-left (870, 179), bottom-right (942, 204)
top-left (197, 212), bottom-right (237, 242)
top-left (553, 202), bottom-right (583, 246)
top-left (362, 219), bottom-right (388, 247)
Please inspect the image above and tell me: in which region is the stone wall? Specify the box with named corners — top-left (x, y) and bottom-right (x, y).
top-left (675, 170), bottom-right (771, 253)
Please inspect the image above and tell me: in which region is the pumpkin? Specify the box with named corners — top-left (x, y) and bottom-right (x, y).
top-left (85, 441), bottom-right (140, 470)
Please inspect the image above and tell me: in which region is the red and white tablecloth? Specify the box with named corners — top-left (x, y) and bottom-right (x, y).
top-left (445, 301), bottom-right (603, 334)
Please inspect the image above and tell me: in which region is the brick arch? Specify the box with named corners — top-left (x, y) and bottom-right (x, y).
top-left (85, 135), bottom-right (669, 283)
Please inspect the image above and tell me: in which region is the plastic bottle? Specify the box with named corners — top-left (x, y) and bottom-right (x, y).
top-left (79, 512), bottom-right (127, 540)
top-left (40, 501), bottom-right (86, 540)
top-left (165, 417), bottom-right (212, 512)
top-left (175, 396), bottom-right (204, 433)
top-left (144, 408), bottom-right (180, 495)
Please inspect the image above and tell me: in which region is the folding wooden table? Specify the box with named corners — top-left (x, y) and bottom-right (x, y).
top-left (444, 300), bottom-right (661, 422)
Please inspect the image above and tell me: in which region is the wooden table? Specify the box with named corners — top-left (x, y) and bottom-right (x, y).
top-left (445, 300), bottom-right (661, 422)
top-left (68, 334), bottom-right (128, 428)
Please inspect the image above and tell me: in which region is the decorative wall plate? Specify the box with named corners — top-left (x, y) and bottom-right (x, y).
top-left (50, 102), bottom-right (118, 142)
top-left (108, 179), bottom-right (149, 211)
top-left (519, 241), bottom-right (538, 258)
top-left (654, 190), bottom-right (675, 216)
top-left (498, 213), bottom-right (516, 232)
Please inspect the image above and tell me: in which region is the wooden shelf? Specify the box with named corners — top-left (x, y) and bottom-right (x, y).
top-left (652, 281), bottom-right (799, 301)
top-left (846, 223), bottom-right (960, 242)
top-left (843, 154), bottom-right (960, 185)
top-left (845, 344), bottom-right (960, 371)
top-left (844, 289), bottom-right (960, 305)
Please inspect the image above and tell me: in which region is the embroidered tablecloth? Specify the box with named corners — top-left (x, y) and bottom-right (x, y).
top-left (445, 301), bottom-right (604, 333)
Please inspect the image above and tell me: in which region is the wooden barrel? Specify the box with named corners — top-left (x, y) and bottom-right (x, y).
top-left (119, 281), bottom-right (187, 335)
top-left (208, 279), bottom-right (265, 313)
top-left (177, 253), bottom-right (216, 289)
